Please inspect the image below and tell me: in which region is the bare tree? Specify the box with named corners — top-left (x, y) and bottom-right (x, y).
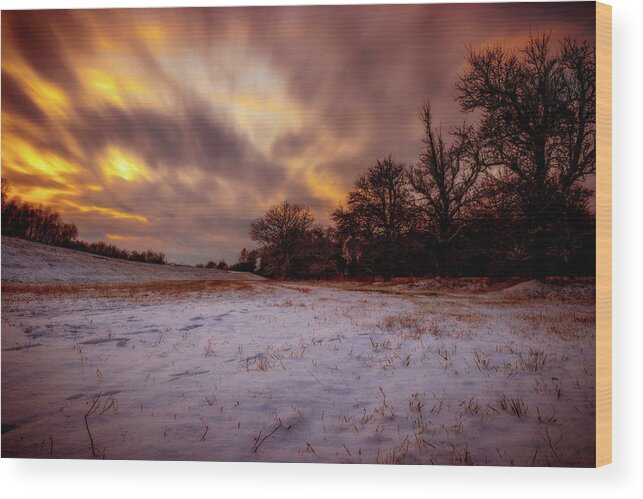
top-left (456, 33), bottom-right (596, 279)
top-left (1, 178), bottom-right (10, 210)
top-left (2, 179), bottom-right (79, 247)
top-left (408, 102), bottom-right (482, 275)
top-left (333, 156), bottom-right (415, 281)
top-left (250, 201), bottom-right (315, 278)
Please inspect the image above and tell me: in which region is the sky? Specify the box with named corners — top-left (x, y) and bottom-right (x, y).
top-left (1, 2), bottom-right (596, 264)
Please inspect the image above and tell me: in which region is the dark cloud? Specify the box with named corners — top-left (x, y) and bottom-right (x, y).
top-left (1, 3), bottom-right (596, 263)
top-left (1, 71), bottom-right (48, 122)
top-left (68, 103), bottom-right (291, 194)
top-left (2, 10), bottom-right (86, 89)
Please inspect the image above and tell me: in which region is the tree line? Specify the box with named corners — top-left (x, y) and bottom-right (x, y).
top-left (1, 180), bottom-right (167, 265)
top-left (240, 35), bottom-right (596, 281)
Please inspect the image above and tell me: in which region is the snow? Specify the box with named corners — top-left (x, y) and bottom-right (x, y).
top-left (499, 279), bottom-right (556, 298)
top-left (1, 237), bottom-right (263, 283)
top-left (499, 279), bottom-right (596, 302)
top-left (1, 239), bottom-right (596, 465)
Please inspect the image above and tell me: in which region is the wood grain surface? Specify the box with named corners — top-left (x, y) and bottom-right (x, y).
top-left (596, 1), bottom-right (612, 468)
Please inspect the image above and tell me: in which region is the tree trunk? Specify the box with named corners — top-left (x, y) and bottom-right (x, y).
top-left (382, 236), bottom-right (392, 282)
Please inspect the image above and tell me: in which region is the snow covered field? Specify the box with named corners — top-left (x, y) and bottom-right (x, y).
top-left (1, 239), bottom-right (596, 465)
top-left (1, 237), bottom-right (263, 283)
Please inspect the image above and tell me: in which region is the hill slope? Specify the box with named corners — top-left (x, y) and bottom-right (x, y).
top-left (0, 237), bottom-right (263, 283)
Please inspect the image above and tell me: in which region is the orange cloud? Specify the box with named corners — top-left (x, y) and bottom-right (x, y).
top-left (62, 200), bottom-right (148, 223)
top-left (138, 25), bottom-right (167, 45)
top-left (100, 147), bottom-right (153, 183)
top-left (106, 233), bottom-right (161, 244)
top-left (105, 233), bottom-right (127, 240)
top-left (7, 186), bottom-right (81, 207)
top-left (80, 68), bottom-right (155, 108)
top-left (3, 61), bottom-right (70, 118)
top-left (2, 135), bottom-right (82, 184)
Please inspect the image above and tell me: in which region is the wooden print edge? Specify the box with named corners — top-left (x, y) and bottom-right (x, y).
top-left (595, 0), bottom-right (612, 468)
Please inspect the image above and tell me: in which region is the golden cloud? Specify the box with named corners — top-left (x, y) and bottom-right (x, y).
top-left (100, 147), bottom-right (153, 183)
top-left (62, 200), bottom-right (149, 223)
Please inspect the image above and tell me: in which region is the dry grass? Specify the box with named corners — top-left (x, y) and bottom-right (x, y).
top-left (264, 283), bottom-right (313, 294)
top-left (508, 309), bottom-right (595, 341)
top-left (378, 313), bottom-right (441, 339)
top-left (2, 279), bottom-right (262, 301)
top-left (490, 395), bottom-right (527, 417)
top-left (449, 445), bottom-right (474, 465)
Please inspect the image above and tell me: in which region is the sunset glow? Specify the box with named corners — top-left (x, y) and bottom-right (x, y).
top-left (1, 4), bottom-right (596, 263)
top-left (101, 147), bottom-right (152, 183)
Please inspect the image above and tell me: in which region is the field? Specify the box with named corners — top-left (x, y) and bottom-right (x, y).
top-left (1, 238), bottom-right (596, 465)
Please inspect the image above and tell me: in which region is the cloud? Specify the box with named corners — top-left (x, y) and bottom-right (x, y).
top-left (1, 71), bottom-right (48, 122)
top-left (1, 3), bottom-right (596, 263)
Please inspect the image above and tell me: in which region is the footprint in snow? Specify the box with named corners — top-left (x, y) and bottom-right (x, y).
top-left (168, 369), bottom-right (209, 380)
top-left (125, 327), bottom-right (161, 336)
top-left (81, 337), bottom-right (130, 346)
top-left (179, 324), bottom-right (203, 332)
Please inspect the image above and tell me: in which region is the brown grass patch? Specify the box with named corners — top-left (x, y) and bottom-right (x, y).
top-left (378, 312), bottom-right (441, 339)
top-left (2, 279), bottom-right (262, 301)
top-left (262, 282), bottom-right (313, 294)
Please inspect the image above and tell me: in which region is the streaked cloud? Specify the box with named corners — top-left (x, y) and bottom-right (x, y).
top-left (1, 3), bottom-right (596, 263)
top-left (100, 147), bottom-right (153, 183)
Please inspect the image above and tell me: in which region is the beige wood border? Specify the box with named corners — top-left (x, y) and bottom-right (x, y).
top-left (596, 1), bottom-right (612, 468)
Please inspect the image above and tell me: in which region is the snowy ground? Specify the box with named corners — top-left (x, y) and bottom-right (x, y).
top-left (1, 239), bottom-right (595, 466)
top-left (1, 237), bottom-right (262, 283)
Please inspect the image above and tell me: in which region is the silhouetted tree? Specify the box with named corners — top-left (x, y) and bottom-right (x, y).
top-left (1, 179), bottom-right (165, 265)
top-left (250, 201), bottom-right (315, 278)
top-left (408, 102), bottom-right (483, 275)
top-left (1, 178), bottom-right (10, 210)
top-left (1, 179), bottom-right (79, 247)
top-left (239, 248), bottom-right (250, 265)
top-left (305, 226), bottom-right (340, 278)
top-left (231, 248), bottom-right (260, 273)
top-left (456, 34), bottom-right (596, 279)
top-left (333, 156), bottom-right (416, 281)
